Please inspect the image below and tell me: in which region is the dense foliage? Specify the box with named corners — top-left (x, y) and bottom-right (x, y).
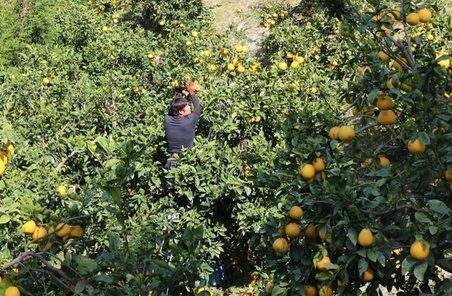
top-left (0, 0), bottom-right (451, 295)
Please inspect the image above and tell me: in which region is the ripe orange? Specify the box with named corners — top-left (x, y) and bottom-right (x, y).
top-left (5, 286), bottom-right (20, 296)
top-left (376, 96), bottom-right (394, 110)
top-left (289, 205), bottom-right (303, 220)
top-left (22, 220), bottom-right (37, 234)
top-left (338, 126), bottom-right (355, 142)
top-left (305, 223), bottom-right (318, 239)
top-left (444, 170), bottom-right (452, 182)
top-left (378, 109), bottom-right (397, 125)
top-left (278, 61), bottom-right (288, 71)
top-left (318, 286), bottom-right (333, 296)
top-left (407, 139), bottom-right (426, 154)
top-left (272, 238), bottom-right (289, 254)
top-left (362, 268), bottom-right (374, 281)
top-left (32, 226), bottom-right (48, 241)
top-left (70, 225), bottom-right (84, 238)
top-left (290, 61), bottom-right (300, 69)
top-left (0, 160), bottom-right (5, 176)
top-left (56, 223), bottom-right (71, 237)
top-left (328, 126), bottom-right (340, 139)
top-left (285, 222), bottom-right (301, 238)
top-left (305, 285), bottom-right (316, 296)
top-left (227, 63), bottom-right (235, 71)
top-left (379, 156), bottom-right (391, 167)
top-left (358, 228), bottom-right (374, 247)
top-left (312, 157), bottom-right (325, 172)
top-left (39, 241), bottom-right (53, 252)
top-left (316, 256), bottom-right (331, 271)
top-left (56, 185), bottom-right (68, 197)
top-left (0, 150), bottom-right (8, 165)
top-left (237, 65), bottom-right (245, 73)
top-left (301, 164), bottom-right (316, 179)
top-left (418, 8), bottom-right (432, 23)
top-left (378, 51), bottom-right (389, 62)
top-left (406, 12), bottom-right (420, 26)
top-left (410, 240), bottom-right (430, 260)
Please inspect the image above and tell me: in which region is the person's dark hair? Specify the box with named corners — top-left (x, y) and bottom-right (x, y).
top-left (170, 93), bottom-right (188, 116)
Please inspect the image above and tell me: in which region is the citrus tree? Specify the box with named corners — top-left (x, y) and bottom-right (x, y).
top-left (256, 0), bottom-right (452, 295)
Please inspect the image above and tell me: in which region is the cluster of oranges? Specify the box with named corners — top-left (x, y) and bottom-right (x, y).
top-left (300, 157), bottom-right (326, 183)
top-left (272, 205), bottom-right (334, 295)
top-left (0, 142), bottom-right (14, 176)
top-left (22, 220), bottom-right (84, 252)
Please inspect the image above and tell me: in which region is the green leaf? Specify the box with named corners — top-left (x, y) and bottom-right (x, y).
top-left (347, 228), bottom-right (358, 246)
top-left (74, 281), bottom-right (86, 294)
top-left (93, 275), bottom-right (113, 283)
top-left (401, 256), bottom-right (415, 275)
top-left (414, 261), bottom-right (428, 281)
top-left (366, 88), bottom-right (380, 104)
top-left (358, 258), bottom-right (368, 275)
top-left (427, 199), bottom-right (449, 215)
top-left (0, 214), bottom-right (11, 224)
top-left (429, 225), bottom-right (438, 235)
top-left (367, 249), bottom-right (378, 262)
top-left (415, 212), bottom-right (432, 223)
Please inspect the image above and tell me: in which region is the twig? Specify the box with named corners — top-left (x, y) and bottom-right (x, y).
top-left (55, 150), bottom-right (80, 172)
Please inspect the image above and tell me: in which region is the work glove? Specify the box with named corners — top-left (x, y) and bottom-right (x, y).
top-left (186, 82), bottom-right (196, 95)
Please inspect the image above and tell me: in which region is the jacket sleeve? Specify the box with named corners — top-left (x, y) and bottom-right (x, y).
top-left (191, 94), bottom-right (202, 116)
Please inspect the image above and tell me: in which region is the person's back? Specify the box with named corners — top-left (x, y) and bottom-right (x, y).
top-left (164, 82), bottom-right (202, 158)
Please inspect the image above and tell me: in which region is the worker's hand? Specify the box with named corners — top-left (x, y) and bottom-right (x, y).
top-left (186, 82), bottom-right (196, 95)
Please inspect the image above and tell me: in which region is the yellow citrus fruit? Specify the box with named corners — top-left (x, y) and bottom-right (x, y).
top-left (316, 256), bottom-right (331, 271)
top-left (408, 139), bottom-right (426, 154)
top-left (406, 12), bottom-right (420, 26)
top-left (32, 226), bottom-right (48, 241)
top-left (227, 63), bottom-right (235, 71)
top-left (5, 286), bottom-right (21, 296)
top-left (445, 171), bottom-right (452, 182)
top-left (319, 227), bottom-right (329, 241)
top-left (378, 109), bottom-right (397, 125)
top-left (56, 185), bottom-right (68, 197)
top-left (312, 157), bottom-right (326, 172)
top-left (418, 8), bottom-right (432, 23)
top-left (56, 223), bottom-right (71, 237)
top-left (48, 225), bottom-right (55, 234)
top-left (290, 61), bottom-right (299, 69)
top-left (0, 150), bottom-right (9, 165)
top-left (0, 160), bottom-right (5, 176)
top-left (410, 240), bottom-right (430, 260)
top-left (379, 156), bottom-right (391, 167)
top-left (378, 51), bottom-right (389, 62)
top-left (319, 286), bottom-right (333, 296)
top-left (285, 222), bottom-right (301, 238)
top-left (39, 241), bottom-right (53, 252)
top-left (220, 48), bottom-right (229, 57)
top-left (301, 164), bottom-right (316, 179)
top-left (376, 96), bottom-right (394, 110)
top-left (22, 220), bottom-right (37, 234)
top-left (338, 126), bottom-right (355, 142)
top-left (362, 268), bottom-right (374, 281)
top-left (305, 285), bottom-right (317, 296)
top-left (295, 56), bottom-right (305, 64)
top-left (278, 61), bottom-right (288, 71)
top-left (272, 238), bottom-right (289, 254)
top-left (237, 65), bottom-right (245, 73)
top-left (70, 225), bottom-right (84, 238)
top-left (328, 126), bottom-right (340, 139)
top-left (289, 205), bottom-right (303, 220)
top-left (305, 223), bottom-right (318, 239)
top-left (358, 228), bottom-right (374, 247)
